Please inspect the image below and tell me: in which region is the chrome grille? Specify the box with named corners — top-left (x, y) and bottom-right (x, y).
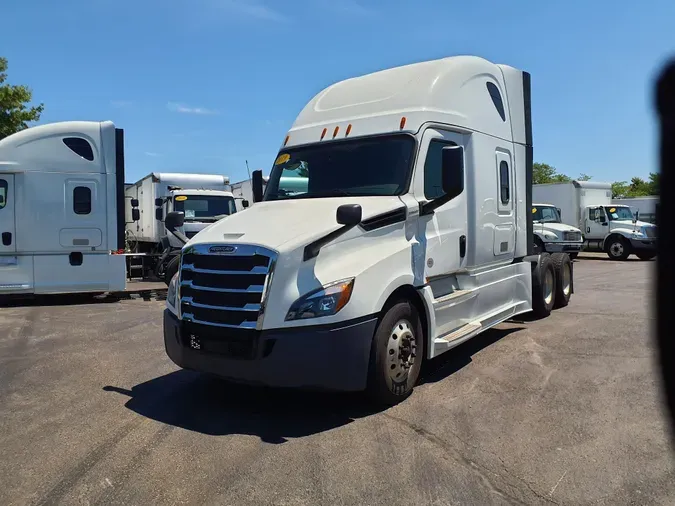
top-left (563, 231), bottom-right (582, 241)
top-left (178, 244), bottom-right (277, 330)
top-left (645, 227), bottom-right (656, 238)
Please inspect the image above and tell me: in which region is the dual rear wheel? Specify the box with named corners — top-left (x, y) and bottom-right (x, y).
top-left (532, 252), bottom-right (572, 318)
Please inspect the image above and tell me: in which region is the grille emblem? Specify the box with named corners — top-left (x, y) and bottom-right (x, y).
top-left (209, 245), bottom-right (236, 254)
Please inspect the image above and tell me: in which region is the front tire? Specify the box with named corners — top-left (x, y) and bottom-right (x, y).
top-left (533, 236), bottom-right (546, 254)
top-left (164, 256), bottom-right (180, 286)
top-left (550, 253), bottom-right (572, 308)
top-left (532, 253), bottom-right (556, 318)
top-left (367, 301), bottom-right (424, 406)
top-left (606, 236), bottom-right (631, 261)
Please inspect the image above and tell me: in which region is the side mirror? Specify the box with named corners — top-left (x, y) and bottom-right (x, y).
top-left (252, 170), bottom-right (264, 203)
top-left (130, 198), bottom-right (139, 208)
top-left (441, 145), bottom-right (465, 200)
top-left (0, 195), bottom-right (4, 205)
top-left (165, 211), bottom-right (185, 231)
top-left (155, 208), bottom-right (163, 221)
top-left (242, 199), bottom-right (250, 209)
top-left (556, 207), bottom-right (562, 217)
top-left (132, 208), bottom-right (140, 222)
top-left (634, 210), bottom-right (640, 223)
top-left (336, 204), bottom-right (362, 226)
top-left (155, 198), bottom-right (163, 207)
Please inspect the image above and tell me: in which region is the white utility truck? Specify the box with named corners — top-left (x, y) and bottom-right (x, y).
top-left (531, 203), bottom-right (584, 259)
top-left (162, 55), bottom-right (574, 405)
top-left (534, 180), bottom-right (657, 260)
top-left (0, 121), bottom-right (127, 295)
top-left (125, 173), bottom-right (238, 282)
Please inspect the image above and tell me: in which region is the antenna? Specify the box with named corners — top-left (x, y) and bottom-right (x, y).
top-left (245, 160), bottom-right (252, 180)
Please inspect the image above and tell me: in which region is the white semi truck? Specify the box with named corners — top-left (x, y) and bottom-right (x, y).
top-left (531, 203), bottom-right (584, 259)
top-left (534, 180), bottom-right (657, 260)
top-left (125, 173), bottom-right (239, 282)
top-left (162, 55), bottom-right (574, 405)
top-left (0, 121), bottom-right (127, 295)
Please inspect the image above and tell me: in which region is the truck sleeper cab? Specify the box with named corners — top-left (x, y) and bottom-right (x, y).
top-left (0, 121), bottom-right (127, 295)
top-left (532, 203), bottom-right (584, 259)
top-left (163, 56), bottom-right (574, 405)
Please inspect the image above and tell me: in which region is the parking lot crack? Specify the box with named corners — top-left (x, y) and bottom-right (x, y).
top-left (383, 413), bottom-right (558, 505)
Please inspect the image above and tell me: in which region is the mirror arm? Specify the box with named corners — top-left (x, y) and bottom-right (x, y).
top-left (303, 224), bottom-right (357, 261)
top-left (420, 194), bottom-right (452, 216)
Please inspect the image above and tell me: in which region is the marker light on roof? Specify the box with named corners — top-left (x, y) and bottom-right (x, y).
top-left (400, 117), bottom-right (407, 130)
top-left (320, 128), bottom-right (327, 140)
top-left (346, 124), bottom-right (352, 136)
top-left (333, 126), bottom-right (340, 138)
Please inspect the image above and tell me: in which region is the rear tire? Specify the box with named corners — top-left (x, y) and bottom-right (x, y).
top-left (532, 253), bottom-right (556, 318)
top-left (605, 236), bottom-right (631, 261)
top-left (550, 253), bottom-right (572, 308)
top-left (367, 300), bottom-right (424, 406)
top-left (636, 253), bottom-right (656, 261)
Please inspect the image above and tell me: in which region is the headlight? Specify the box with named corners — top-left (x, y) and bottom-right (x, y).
top-left (285, 278), bottom-right (355, 321)
top-left (544, 232), bottom-right (558, 240)
top-left (166, 272), bottom-right (179, 313)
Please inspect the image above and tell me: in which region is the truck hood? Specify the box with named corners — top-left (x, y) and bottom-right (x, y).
top-left (611, 219), bottom-right (654, 230)
top-left (185, 196), bottom-right (405, 252)
top-left (534, 222), bottom-right (581, 234)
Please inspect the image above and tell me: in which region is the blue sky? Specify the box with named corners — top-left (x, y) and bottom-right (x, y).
top-left (2, 0), bottom-right (673, 184)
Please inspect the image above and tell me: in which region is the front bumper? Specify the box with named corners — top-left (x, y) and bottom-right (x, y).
top-left (163, 310), bottom-right (377, 391)
top-left (630, 238), bottom-right (657, 253)
top-left (544, 241), bottom-right (583, 253)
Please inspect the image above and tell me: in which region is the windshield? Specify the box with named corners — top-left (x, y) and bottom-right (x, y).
top-left (173, 195), bottom-right (236, 222)
top-left (604, 206), bottom-right (634, 221)
top-left (532, 205), bottom-right (561, 223)
top-left (263, 134), bottom-right (416, 201)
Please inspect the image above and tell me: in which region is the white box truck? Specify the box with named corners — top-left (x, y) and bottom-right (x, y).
top-left (125, 173), bottom-right (240, 282)
top-left (533, 181), bottom-right (657, 260)
top-left (162, 55), bottom-right (574, 405)
top-left (0, 121), bottom-right (127, 295)
top-left (531, 203), bottom-right (584, 259)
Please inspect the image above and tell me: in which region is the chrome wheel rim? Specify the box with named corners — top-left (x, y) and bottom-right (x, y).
top-left (562, 263), bottom-right (571, 296)
top-left (387, 319), bottom-right (417, 383)
top-left (544, 269), bottom-right (554, 305)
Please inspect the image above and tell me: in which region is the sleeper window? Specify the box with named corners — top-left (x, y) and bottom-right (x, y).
top-left (0, 179), bottom-right (7, 209)
top-left (73, 186), bottom-right (92, 215)
top-left (499, 161), bottom-right (510, 204)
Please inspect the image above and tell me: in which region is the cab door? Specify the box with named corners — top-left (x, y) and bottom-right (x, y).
top-left (0, 174), bottom-right (16, 253)
top-left (585, 206), bottom-right (608, 239)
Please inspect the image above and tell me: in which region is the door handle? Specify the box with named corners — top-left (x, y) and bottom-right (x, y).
top-left (459, 235), bottom-right (466, 258)
top-left (1, 232), bottom-right (10, 246)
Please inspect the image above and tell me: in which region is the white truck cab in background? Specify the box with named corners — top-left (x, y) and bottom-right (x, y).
top-left (534, 180), bottom-right (657, 260)
top-left (0, 121), bottom-right (127, 295)
top-left (125, 172), bottom-right (238, 282)
top-left (163, 56), bottom-right (574, 405)
top-left (531, 203), bottom-right (584, 259)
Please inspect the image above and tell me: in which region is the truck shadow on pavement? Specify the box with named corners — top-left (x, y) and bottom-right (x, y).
top-left (103, 326), bottom-right (523, 443)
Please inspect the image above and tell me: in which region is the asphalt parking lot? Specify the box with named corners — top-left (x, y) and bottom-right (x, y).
top-left (0, 254), bottom-right (672, 506)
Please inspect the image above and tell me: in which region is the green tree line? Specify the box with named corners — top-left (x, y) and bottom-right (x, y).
top-left (0, 56), bottom-right (43, 140)
top-left (534, 162), bottom-right (659, 198)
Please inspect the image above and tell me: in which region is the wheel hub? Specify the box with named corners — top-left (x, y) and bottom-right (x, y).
top-left (610, 242), bottom-right (624, 256)
top-left (387, 320), bottom-right (417, 382)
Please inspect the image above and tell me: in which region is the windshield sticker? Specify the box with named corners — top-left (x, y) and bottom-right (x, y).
top-left (609, 208), bottom-right (616, 213)
top-left (184, 209), bottom-right (195, 218)
top-left (532, 208), bottom-right (537, 213)
top-left (175, 195), bottom-right (188, 201)
top-left (275, 153), bottom-right (291, 165)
